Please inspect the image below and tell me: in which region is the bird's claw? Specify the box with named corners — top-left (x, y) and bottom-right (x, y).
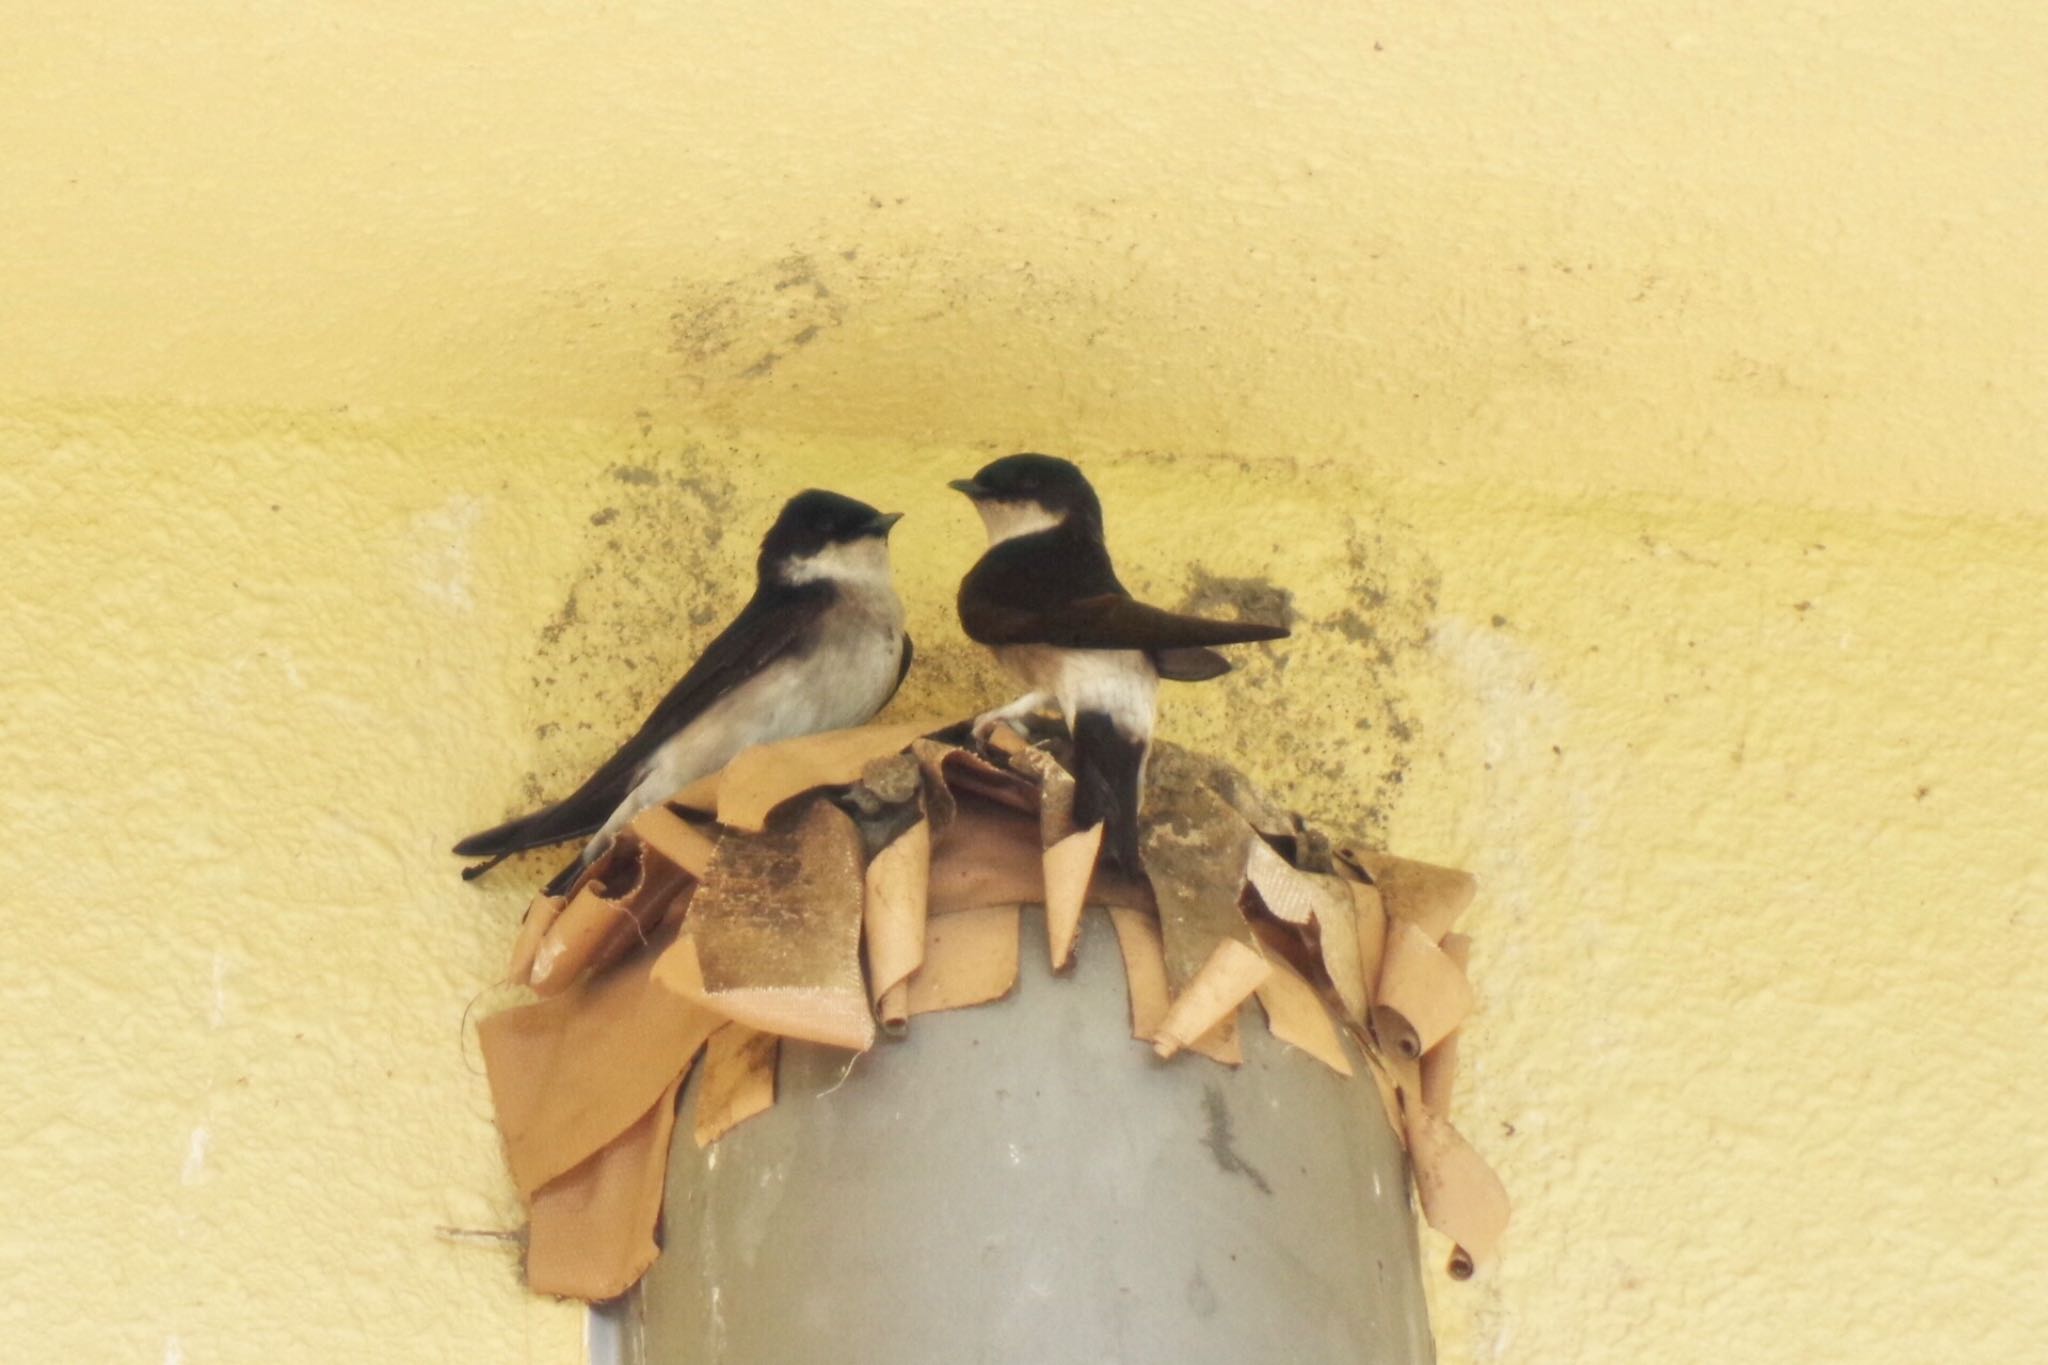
top-left (970, 694), bottom-right (1051, 746)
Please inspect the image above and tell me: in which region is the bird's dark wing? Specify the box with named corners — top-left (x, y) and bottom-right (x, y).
top-left (1150, 646), bottom-right (1233, 682)
top-left (1016, 595), bottom-right (1289, 649)
top-left (889, 633), bottom-right (915, 702)
top-left (452, 582), bottom-right (833, 861)
top-left (959, 525), bottom-right (1288, 651)
top-left (957, 525), bottom-right (1125, 632)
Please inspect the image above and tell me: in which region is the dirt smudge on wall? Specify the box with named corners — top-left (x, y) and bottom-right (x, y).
top-left (1171, 500), bottom-right (1439, 847)
top-left (512, 443), bottom-right (747, 806)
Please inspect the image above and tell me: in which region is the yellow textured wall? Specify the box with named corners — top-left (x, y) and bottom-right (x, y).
top-left (3, 3), bottom-right (2042, 1363)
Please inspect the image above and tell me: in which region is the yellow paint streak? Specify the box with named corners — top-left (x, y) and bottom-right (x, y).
top-left (2, 4), bottom-right (2044, 1364)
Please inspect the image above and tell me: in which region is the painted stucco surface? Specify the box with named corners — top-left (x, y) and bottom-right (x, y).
top-left (3, 3), bottom-right (2043, 1363)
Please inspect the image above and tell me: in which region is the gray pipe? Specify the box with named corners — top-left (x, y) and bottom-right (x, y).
top-left (619, 907), bottom-right (1434, 1364)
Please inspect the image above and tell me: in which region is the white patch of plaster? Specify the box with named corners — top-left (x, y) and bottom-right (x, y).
top-left (1430, 616), bottom-right (1587, 901)
top-left (1433, 618), bottom-right (1562, 770)
top-left (194, 647), bottom-right (305, 722)
top-left (191, 654), bottom-right (253, 724)
top-left (412, 495), bottom-right (485, 612)
top-left (181, 1126), bottom-right (210, 1185)
top-left (163, 1337), bottom-right (185, 1365)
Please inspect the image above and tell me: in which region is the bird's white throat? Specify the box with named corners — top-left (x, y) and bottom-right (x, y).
top-left (780, 536), bottom-right (896, 589)
top-left (973, 499), bottom-right (1066, 545)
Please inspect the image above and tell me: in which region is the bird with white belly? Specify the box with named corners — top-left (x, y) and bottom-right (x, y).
top-left (454, 488), bottom-right (911, 894)
top-left (949, 455), bottom-right (1289, 872)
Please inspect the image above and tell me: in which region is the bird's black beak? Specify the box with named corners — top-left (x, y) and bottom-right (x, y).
top-left (868, 510), bottom-right (905, 535)
top-left (947, 478), bottom-right (987, 499)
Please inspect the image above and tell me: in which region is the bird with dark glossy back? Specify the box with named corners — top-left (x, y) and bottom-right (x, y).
top-left (454, 489), bottom-right (911, 894)
top-left (950, 454), bottom-right (1288, 871)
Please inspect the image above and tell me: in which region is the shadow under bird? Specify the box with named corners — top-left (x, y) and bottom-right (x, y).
top-left (454, 489), bottom-right (912, 894)
top-left (949, 454), bottom-right (1289, 872)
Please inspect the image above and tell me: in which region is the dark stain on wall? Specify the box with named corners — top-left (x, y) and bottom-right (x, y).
top-left (1173, 509), bottom-right (1439, 846)
top-left (513, 443), bottom-right (747, 807)
top-left (1330, 520), bottom-right (1441, 834)
top-left (1179, 566), bottom-right (1298, 630)
top-left (668, 250), bottom-right (851, 395)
